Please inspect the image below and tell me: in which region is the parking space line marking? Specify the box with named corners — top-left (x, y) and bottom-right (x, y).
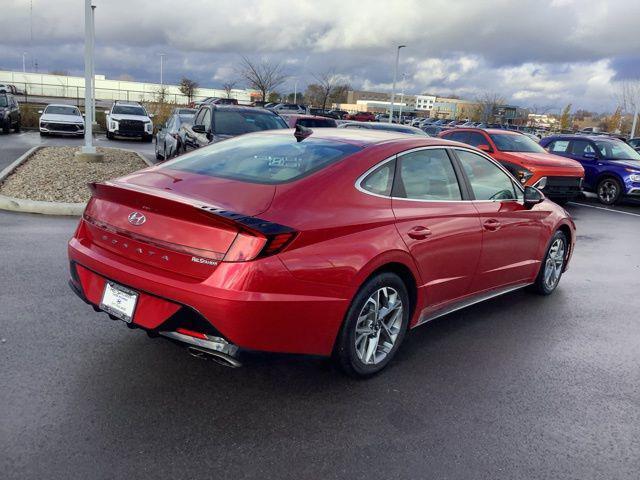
top-left (568, 202), bottom-right (640, 218)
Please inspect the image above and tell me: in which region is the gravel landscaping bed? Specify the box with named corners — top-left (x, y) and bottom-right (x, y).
top-left (0, 146), bottom-right (147, 203)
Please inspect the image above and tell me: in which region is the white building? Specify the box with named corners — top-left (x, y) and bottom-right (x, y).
top-left (415, 94), bottom-right (436, 111)
top-left (0, 70), bottom-right (253, 105)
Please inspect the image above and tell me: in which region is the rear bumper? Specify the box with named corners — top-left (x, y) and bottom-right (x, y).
top-left (68, 237), bottom-right (350, 356)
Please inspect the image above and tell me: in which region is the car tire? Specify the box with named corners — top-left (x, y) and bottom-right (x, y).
top-left (106, 131), bottom-right (114, 140)
top-left (596, 177), bottom-right (622, 205)
top-left (144, 134), bottom-right (153, 143)
top-left (334, 272), bottom-right (410, 378)
top-left (39, 131), bottom-right (47, 137)
top-left (14, 119), bottom-right (20, 133)
top-left (2, 122), bottom-right (9, 134)
top-left (531, 230), bottom-right (567, 296)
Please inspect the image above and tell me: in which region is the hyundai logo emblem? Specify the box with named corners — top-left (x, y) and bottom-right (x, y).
top-left (127, 211), bottom-right (146, 226)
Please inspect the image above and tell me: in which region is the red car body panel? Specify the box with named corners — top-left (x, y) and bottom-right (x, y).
top-left (68, 130), bottom-right (576, 357)
top-left (346, 112), bottom-right (376, 122)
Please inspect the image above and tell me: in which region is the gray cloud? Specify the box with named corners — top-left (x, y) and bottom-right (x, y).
top-left (1, 0), bottom-right (638, 111)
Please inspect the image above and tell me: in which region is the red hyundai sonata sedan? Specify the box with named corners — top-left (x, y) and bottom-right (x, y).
top-left (68, 128), bottom-right (575, 376)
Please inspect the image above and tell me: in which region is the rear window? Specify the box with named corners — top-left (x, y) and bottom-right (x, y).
top-left (296, 118), bottom-right (337, 128)
top-left (213, 110), bottom-right (287, 135)
top-left (163, 134), bottom-right (362, 184)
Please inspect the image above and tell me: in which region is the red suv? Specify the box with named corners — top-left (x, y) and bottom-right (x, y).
top-left (440, 128), bottom-right (584, 204)
top-left (68, 130), bottom-right (575, 376)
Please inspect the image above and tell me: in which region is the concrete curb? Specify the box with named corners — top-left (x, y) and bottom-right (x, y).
top-left (0, 146), bottom-right (153, 216)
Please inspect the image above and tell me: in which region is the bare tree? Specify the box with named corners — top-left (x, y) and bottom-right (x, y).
top-left (617, 80), bottom-right (640, 136)
top-left (312, 70), bottom-right (340, 110)
top-left (239, 57), bottom-right (287, 102)
top-left (222, 80), bottom-right (238, 99)
top-left (179, 77), bottom-right (199, 103)
top-left (476, 92), bottom-right (506, 123)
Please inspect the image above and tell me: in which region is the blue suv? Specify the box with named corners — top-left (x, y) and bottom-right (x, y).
top-left (539, 135), bottom-right (640, 205)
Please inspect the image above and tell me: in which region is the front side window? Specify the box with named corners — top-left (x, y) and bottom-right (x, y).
top-left (489, 133), bottom-right (546, 153)
top-left (213, 111), bottom-right (287, 135)
top-left (467, 132), bottom-right (488, 147)
top-left (163, 134), bottom-right (362, 184)
top-left (201, 109), bottom-right (212, 131)
top-left (456, 150), bottom-right (518, 201)
top-left (394, 149), bottom-right (462, 201)
top-left (0, 96), bottom-right (9, 107)
top-left (570, 140), bottom-right (596, 156)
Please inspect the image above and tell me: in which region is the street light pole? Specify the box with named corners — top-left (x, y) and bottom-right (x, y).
top-left (78, 0), bottom-right (102, 161)
top-left (398, 73), bottom-right (406, 121)
top-left (388, 45), bottom-right (405, 123)
top-left (159, 53), bottom-right (166, 87)
top-left (91, 4), bottom-right (96, 125)
top-left (22, 53), bottom-right (26, 73)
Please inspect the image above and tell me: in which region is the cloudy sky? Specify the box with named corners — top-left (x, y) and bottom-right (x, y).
top-left (1, 0), bottom-right (638, 112)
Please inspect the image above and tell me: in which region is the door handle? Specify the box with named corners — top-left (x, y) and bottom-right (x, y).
top-left (483, 219), bottom-right (501, 231)
top-left (407, 226), bottom-right (432, 239)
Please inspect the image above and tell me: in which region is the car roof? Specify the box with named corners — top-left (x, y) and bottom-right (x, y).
top-left (204, 105), bottom-right (277, 113)
top-left (278, 114), bottom-right (333, 120)
top-left (543, 134), bottom-right (621, 141)
top-left (444, 127), bottom-right (519, 135)
top-left (246, 127), bottom-right (458, 148)
top-left (45, 103), bottom-right (79, 108)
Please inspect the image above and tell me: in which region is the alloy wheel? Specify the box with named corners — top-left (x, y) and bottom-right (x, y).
top-left (354, 287), bottom-right (404, 365)
top-left (543, 238), bottom-right (565, 290)
top-left (598, 180), bottom-right (618, 204)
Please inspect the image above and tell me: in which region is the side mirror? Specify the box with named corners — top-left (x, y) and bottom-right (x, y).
top-left (82, 113), bottom-right (86, 117)
top-left (149, 113), bottom-right (154, 118)
top-left (477, 144), bottom-right (493, 153)
top-left (192, 124), bottom-right (206, 134)
top-left (583, 151), bottom-right (597, 159)
top-left (38, 110), bottom-right (43, 114)
top-left (523, 185), bottom-right (544, 209)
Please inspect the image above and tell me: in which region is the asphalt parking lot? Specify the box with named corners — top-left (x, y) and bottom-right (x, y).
top-left (1, 198), bottom-right (638, 479)
top-left (0, 130), bottom-right (156, 171)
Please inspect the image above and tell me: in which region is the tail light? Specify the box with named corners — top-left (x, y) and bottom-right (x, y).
top-left (223, 230), bottom-right (297, 262)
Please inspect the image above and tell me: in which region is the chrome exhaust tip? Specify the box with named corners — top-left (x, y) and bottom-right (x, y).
top-left (187, 347), bottom-right (242, 368)
top-left (160, 330), bottom-right (242, 368)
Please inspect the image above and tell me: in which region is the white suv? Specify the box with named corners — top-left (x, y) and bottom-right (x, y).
top-left (105, 101), bottom-right (153, 141)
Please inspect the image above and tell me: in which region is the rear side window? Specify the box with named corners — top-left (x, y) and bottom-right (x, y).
top-left (361, 160), bottom-right (395, 196)
top-left (394, 149), bottom-right (462, 201)
top-left (547, 140), bottom-right (570, 153)
top-left (164, 134), bottom-right (362, 184)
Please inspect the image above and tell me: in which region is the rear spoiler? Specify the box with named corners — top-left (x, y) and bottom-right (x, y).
top-left (89, 180), bottom-right (294, 236)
